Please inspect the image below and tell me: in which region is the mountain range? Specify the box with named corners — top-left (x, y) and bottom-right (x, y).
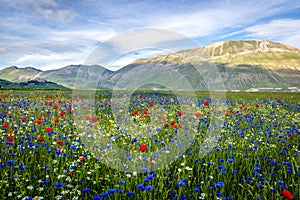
top-left (0, 40), bottom-right (299, 91)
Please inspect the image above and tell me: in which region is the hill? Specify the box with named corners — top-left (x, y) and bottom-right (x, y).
top-left (0, 78), bottom-right (69, 90)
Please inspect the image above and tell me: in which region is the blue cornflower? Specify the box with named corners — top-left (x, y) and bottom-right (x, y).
top-left (177, 179), bottom-right (186, 187)
top-left (270, 188), bottom-right (276, 193)
top-left (257, 183), bottom-right (264, 188)
top-left (108, 188), bottom-right (116, 194)
top-left (127, 191), bottom-right (134, 197)
top-left (255, 167), bottom-right (261, 172)
top-left (140, 167), bottom-right (147, 173)
top-left (101, 192), bottom-right (108, 198)
top-left (54, 182), bottom-right (63, 188)
top-left (146, 185), bottom-right (153, 191)
top-left (93, 196), bottom-right (100, 200)
top-left (7, 160), bottom-right (15, 166)
top-left (83, 188), bottom-right (90, 193)
top-left (137, 184), bottom-right (145, 191)
top-left (194, 187), bottom-right (201, 193)
top-left (216, 192), bottom-right (223, 197)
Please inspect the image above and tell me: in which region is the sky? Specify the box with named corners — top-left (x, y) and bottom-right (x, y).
top-left (0, 0), bottom-right (300, 71)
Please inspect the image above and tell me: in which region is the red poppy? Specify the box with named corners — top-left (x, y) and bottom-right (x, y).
top-left (57, 140), bottom-right (63, 146)
top-left (3, 123), bottom-right (8, 128)
top-left (36, 119), bottom-right (42, 124)
top-left (139, 144), bottom-right (147, 152)
top-left (194, 112), bottom-right (201, 117)
top-left (282, 190), bottom-right (294, 199)
top-left (79, 156), bottom-right (85, 162)
top-left (255, 104), bottom-right (259, 108)
top-left (67, 108), bottom-right (72, 113)
top-left (91, 116), bottom-right (99, 123)
top-left (67, 171), bottom-right (73, 176)
top-left (21, 117), bottom-right (26, 122)
top-left (149, 102), bottom-right (154, 107)
top-left (177, 111), bottom-right (183, 116)
top-left (204, 101), bottom-right (209, 106)
top-left (86, 116), bottom-right (91, 120)
top-left (37, 137), bottom-right (44, 142)
top-left (93, 125), bottom-right (98, 130)
top-left (60, 111), bottom-right (65, 117)
top-left (53, 105), bottom-right (58, 110)
top-left (133, 109), bottom-right (139, 115)
top-left (54, 119), bottom-right (59, 125)
top-left (46, 127), bottom-right (52, 133)
top-left (7, 136), bottom-right (14, 142)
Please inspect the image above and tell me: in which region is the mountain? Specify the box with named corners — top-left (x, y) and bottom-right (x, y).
top-left (38, 65), bottom-right (113, 89)
top-left (0, 66), bottom-right (41, 82)
top-left (0, 65), bottom-right (113, 89)
top-left (0, 40), bottom-right (299, 91)
top-left (0, 78), bottom-right (69, 90)
top-left (117, 40), bottom-right (300, 91)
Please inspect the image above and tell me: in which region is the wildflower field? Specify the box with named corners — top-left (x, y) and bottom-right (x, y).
top-left (0, 90), bottom-right (299, 200)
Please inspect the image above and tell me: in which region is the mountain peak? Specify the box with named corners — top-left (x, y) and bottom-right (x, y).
top-left (201, 39), bottom-right (300, 58)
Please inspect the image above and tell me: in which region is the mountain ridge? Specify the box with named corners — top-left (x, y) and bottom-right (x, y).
top-left (0, 39), bottom-right (299, 91)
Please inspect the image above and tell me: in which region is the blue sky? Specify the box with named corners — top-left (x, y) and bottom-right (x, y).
top-left (0, 0), bottom-right (300, 70)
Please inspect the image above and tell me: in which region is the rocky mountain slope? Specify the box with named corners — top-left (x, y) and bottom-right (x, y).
top-left (0, 40), bottom-right (299, 91)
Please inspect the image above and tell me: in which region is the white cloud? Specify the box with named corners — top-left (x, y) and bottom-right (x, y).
top-left (50, 29), bottom-right (117, 42)
top-left (150, 0), bottom-right (300, 39)
top-left (2, 0), bottom-right (77, 22)
top-left (109, 49), bottom-right (169, 71)
top-left (84, 28), bottom-right (199, 69)
top-left (14, 52), bottom-right (88, 70)
top-left (244, 19), bottom-right (300, 47)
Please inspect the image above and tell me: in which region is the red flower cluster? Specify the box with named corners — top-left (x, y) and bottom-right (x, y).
top-left (57, 140), bottom-right (63, 146)
top-left (204, 101), bottom-right (209, 106)
top-left (282, 190), bottom-right (294, 199)
top-left (46, 127), bottom-right (52, 133)
top-left (3, 123), bottom-right (8, 128)
top-left (36, 119), bottom-right (42, 124)
top-left (7, 136), bottom-right (14, 142)
top-left (139, 144), bottom-right (147, 152)
top-left (133, 109), bottom-right (139, 115)
top-left (194, 112), bottom-right (201, 117)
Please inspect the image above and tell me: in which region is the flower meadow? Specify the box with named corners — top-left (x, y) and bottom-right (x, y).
top-left (0, 90), bottom-right (299, 200)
